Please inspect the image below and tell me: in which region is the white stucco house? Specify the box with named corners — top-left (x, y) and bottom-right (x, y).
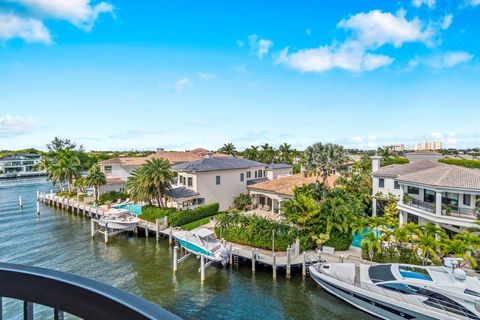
top-left (168, 157), bottom-right (293, 211)
top-left (0, 154), bottom-right (44, 178)
top-left (371, 156), bottom-right (480, 234)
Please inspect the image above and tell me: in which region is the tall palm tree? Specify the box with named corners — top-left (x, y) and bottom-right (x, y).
top-left (219, 143), bottom-right (237, 156)
top-left (259, 143), bottom-right (276, 163)
top-left (277, 143), bottom-right (296, 164)
top-left (302, 142), bottom-right (348, 197)
top-left (50, 150), bottom-right (81, 192)
top-left (140, 158), bottom-right (174, 207)
top-left (85, 164), bottom-right (107, 200)
top-left (362, 232), bottom-right (382, 261)
top-left (126, 168), bottom-right (154, 205)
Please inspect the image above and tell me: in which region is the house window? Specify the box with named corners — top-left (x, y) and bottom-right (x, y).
top-left (477, 195), bottom-right (480, 207)
top-left (258, 170), bottom-right (263, 178)
top-left (104, 166), bottom-right (112, 173)
top-left (216, 175), bottom-right (221, 185)
top-left (424, 189), bottom-right (435, 203)
top-left (394, 181), bottom-right (400, 189)
top-left (197, 198), bottom-right (205, 205)
top-left (240, 173), bottom-right (244, 182)
top-left (378, 179), bottom-right (385, 188)
top-left (247, 171), bottom-right (251, 179)
top-left (463, 194), bottom-right (472, 206)
top-left (187, 177), bottom-right (193, 187)
top-left (255, 171), bottom-right (258, 178)
top-left (407, 186), bottom-right (420, 195)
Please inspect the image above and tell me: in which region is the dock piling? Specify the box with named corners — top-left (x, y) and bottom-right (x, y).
top-left (251, 249), bottom-right (256, 273)
top-left (286, 246), bottom-right (291, 278)
top-left (19, 196), bottom-right (23, 208)
top-left (173, 246), bottom-right (178, 272)
top-left (36, 201), bottom-right (40, 215)
top-left (302, 251), bottom-right (307, 276)
top-left (145, 226), bottom-right (148, 238)
top-left (169, 227), bottom-right (173, 245)
top-left (104, 223), bottom-right (108, 243)
top-left (272, 254), bottom-right (277, 280)
top-left (229, 243), bottom-right (233, 265)
top-left (156, 219), bottom-right (160, 241)
top-left (91, 220), bottom-right (95, 238)
top-left (200, 254), bottom-right (205, 282)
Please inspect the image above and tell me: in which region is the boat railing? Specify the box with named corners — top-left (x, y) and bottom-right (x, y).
top-left (361, 280), bottom-right (477, 320)
top-left (0, 262), bottom-right (179, 320)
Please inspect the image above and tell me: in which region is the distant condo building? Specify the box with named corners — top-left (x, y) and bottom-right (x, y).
top-left (413, 141), bottom-right (443, 151)
top-left (0, 154), bottom-right (44, 178)
top-left (384, 144), bottom-right (405, 152)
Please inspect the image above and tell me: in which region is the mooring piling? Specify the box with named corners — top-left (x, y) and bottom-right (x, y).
top-left (272, 253), bottom-right (277, 280)
top-left (19, 196), bottom-right (23, 208)
top-left (286, 246), bottom-right (291, 278)
top-left (200, 254), bottom-right (205, 282)
top-left (173, 246), bottom-right (178, 273)
top-left (251, 248), bottom-right (256, 273)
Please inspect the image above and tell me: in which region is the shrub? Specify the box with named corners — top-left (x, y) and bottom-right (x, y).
top-left (169, 203), bottom-right (220, 227)
top-left (381, 157), bottom-right (409, 166)
top-left (98, 191), bottom-right (129, 205)
top-left (324, 232), bottom-right (353, 251)
top-left (439, 158), bottom-right (480, 169)
top-left (361, 242), bottom-right (422, 265)
top-left (232, 193), bottom-right (252, 210)
top-left (215, 212), bottom-right (298, 251)
top-left (140, 206), bottom-right (176, 223)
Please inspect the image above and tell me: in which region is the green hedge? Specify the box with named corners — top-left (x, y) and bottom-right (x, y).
top-left (324, 232), bottom-right (353, 251)
top-left (140, 206), bottom-right (176, 223)
top-left (215, 212), bottom-right (298, 251)
top-left (439, 158), bottom-right (480, 169)
top-left (381, 157), bottom-right (409, 166)
top-left (169, 203), bottom-right (220, 227)
top-left (361, 242), bottom-right (422, 265)
top-left (98, 191), bottom-right (129, 205)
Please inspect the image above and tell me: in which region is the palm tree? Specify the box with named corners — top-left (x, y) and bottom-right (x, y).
top-left (85, 164), bottom-right (107, 200)
top-left (259, 143), bottom-right (276, 163)
top-left (50, 150), bottom-right (81, 192)
top-left (277, 143), bottom-right (296, 164)
top-left (74, 176), bottom-right (87, 193)
top-left (139, 158), bottom-right (174, 207)
top-left (302, 143), bottom-right (348, 197)
top-left (414, 226), bottom-right (440, 266)
top-left (243, 145), bottom-right (259, 161)
top-left (126, 168), bottom-right (154, 205)
top-left (362, 232), bottom-right (382, 261)
top-left (219, 143), bottom-right (237, 156)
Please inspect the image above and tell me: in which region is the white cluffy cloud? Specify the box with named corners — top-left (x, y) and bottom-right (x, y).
top-left (467, 0), bottom-right (480, 6)
top-left (412, 0), bottom-right (436, 8)
top-left (197, 72), bottom-right (215, 81)
top-left (248, 34), bottom-right (273, 59)
top-left (0, 114), bottom-right (38, 136)
top-left (441, 14), bottom-right (453, 30)
top-left (10, 0), bottom-right (114, 31)
top-left (277, 10), bottom-right (433, 73)
top-left (408, 51), bottom-right (473, 69)
top-left (173, 77), bottom-right (192, 93)
top-left (0, 12), bottom-right (51, 44)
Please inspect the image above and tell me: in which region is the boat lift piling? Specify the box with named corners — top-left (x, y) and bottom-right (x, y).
top-left (286, 246), bottom-right (291, 278)
top-left (19, 196), bottom-right (23, 208)
top-left (200, 255), bottom-right (205, 282)
top-left (173, 246), bottom-right (178, 273)
top-left (272, 254), bottom-right (277, 280)
top-left (251, 249), bottom-right (256, 273)
top-left (302, 252), bottom-right (307, 276)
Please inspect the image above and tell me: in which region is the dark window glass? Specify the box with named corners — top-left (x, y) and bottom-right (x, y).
top-left (258, 170), bottom-right (263, 178)
top-left (255, 171), bottom-right (257, 178)
top-left (407, 186), bottom-right (420, 195)
top-left (240, 173), bottom-right (244, 182)
top-left (247, 171), bottom-right (251, 179)
top-left (216, 176), bottom-right (220, 185)
top-left (424, 189), bottom-right (435, 203)
top-left (188, 177), bottom-right (193, 187)
top-left (379, 178), bottom-right (385, 188)
top-left (463, 194), bottom-right (471, 206)
top-left (394, 181), bottom-right (400, 189)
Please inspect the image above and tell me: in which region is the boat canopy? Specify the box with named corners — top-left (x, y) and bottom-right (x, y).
top-left (369, 265), bottom-right (396, 283)
top-left (191, 228), bottom-right (214, 238)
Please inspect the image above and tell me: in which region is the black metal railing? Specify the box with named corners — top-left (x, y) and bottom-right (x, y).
top-left (403, 198), bottom-right (436, 213)
top-left (0, 262), bottom-right (180, 320)
top-left (444, 207), bottom-right (480, 220)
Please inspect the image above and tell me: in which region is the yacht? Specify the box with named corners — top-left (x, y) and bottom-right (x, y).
top-left (174, 228), bottom-right (230, 264)
top-left (98, 209), bottom-right (139, 231)
top-left (309, 258), bottom-right (480, 320)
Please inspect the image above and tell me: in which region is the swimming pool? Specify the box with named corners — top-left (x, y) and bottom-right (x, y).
top-left (351, 229), bottom-right (381, 248)
top-left (113, 203), bottom-right (142, 215)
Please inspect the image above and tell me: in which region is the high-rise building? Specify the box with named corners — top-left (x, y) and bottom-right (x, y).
top-left (413, 141), bottom-right (443, 151)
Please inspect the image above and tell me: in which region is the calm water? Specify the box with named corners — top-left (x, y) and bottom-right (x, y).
top-left (0, 178), bottom-right (376, 320)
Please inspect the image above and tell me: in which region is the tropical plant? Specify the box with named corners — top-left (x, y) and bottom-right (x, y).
top-left (232, 193), bottom-right (252, 210)
top-left (218, 143), bottom-right (237, 156)
top-left (243, 145), bottom-right (260, 161)
top-left (259, 143), bottom-right (276, 163)
top-left (362, 232), bottom-right (382, 261)
top-left (302, 142), bottom-right (348, 197)
top-left (49, 150), bottom-right (82, 192)
top-left (84, 164), bottom-right (107, 200)
top-left (277, 143), bottom-right (297, 164)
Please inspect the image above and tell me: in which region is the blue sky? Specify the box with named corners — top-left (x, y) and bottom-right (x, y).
top-left (1, 0), bottom-right (479, 151)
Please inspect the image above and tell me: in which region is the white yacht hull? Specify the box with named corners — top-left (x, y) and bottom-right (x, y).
top-left (309, 266), bottom-right (447, 320)
top-left (98, 220), bottom-right (139, 231)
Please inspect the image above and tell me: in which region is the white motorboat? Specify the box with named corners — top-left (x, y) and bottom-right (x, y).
top-left (309, 258), bottom-right (480, 320)
top-left (174, 228), bottom-right (229, 264)
top-left (98, 209), bottom-right (139, 231)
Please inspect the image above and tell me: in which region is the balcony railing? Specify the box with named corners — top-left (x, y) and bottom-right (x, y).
top-left (0, 262), bottom-right (179, 320)
top-left (403, 198), bottom-right (436, 213)
top-left (443, 207), bottom-right (480, 220)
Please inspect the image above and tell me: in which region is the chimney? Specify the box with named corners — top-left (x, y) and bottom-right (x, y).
top-left (371, 156), bottom-right (382, 173)
top-left (156, 148), bottom-right (164, 153)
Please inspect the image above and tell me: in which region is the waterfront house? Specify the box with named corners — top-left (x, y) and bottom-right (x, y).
top-left (98, 148), bottom-right (228, 193)
top-left (0, 154), bottom-right (43, 178)
top-left (371, 155), bottom-right (480, 234)
top-left (247, 174), bottom-right (338, 217)
top-left (168, 157), bottom-right (292, 211)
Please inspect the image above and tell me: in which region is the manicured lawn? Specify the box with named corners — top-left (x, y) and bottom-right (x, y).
top-left (181, 215), bottom-right (219, 231)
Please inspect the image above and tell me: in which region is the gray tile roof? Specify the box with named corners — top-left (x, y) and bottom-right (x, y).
top-left (372, 160), bottom-right (442, 178)
top-left (397, 165), bottom-right (480, 190)
top-left (246, 178), bottom-right (268, 186)
top-left (166, 187), bottom-right (199, 199)
top-left (172, 157), bottom-right (266, 172)
top-left (266, 163), bottom-right (292, 170)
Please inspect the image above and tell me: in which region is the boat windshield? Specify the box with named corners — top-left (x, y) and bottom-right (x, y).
top-left (399, 266), bottom-right (432, 281)
top-left (369, 265), bottom-right (396, 283)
